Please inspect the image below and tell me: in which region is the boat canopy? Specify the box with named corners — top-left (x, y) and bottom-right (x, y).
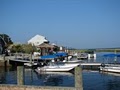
top-left (40, 52), bottom-right (68, 60)
top-left (54, 52), bottom-right (67, 57)
top-left (103, 54), bottom-right (120, 57)
top-left (40, 55), bottom-right (57, 59)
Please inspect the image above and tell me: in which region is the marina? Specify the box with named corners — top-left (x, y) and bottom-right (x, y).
top-left (1, 0), bottom-right (120, 90)
top-left (0, 52), bottom-right (120, 90)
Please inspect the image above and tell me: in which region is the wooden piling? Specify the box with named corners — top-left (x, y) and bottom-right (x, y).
top-left (15, 52), bottom-right (18, 59)
top-left (30, 53), bottom-right (32, 64)
top-left (75, 66), bottom-right (83, 90)
top-left (17, 66), bottom-right (24, 85)
top-left (3, 54), bottom-right (7, 71)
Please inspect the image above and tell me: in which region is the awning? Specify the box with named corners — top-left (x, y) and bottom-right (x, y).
top-left (103, 54), bottom-right (120, 57)
top-left (40, 55), bottom-right (57, 60)
top-left (54, 52), bottom-right (67, 57)
top-left (40, 52), bottom-right (68, 60)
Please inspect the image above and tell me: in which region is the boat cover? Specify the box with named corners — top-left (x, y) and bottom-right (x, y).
top-left (103, 54), bottom-right (120, 57)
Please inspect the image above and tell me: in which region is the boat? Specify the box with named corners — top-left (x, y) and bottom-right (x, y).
top-left (77, 53), bottom-right (88, 60)
top-left (100, 54), bottom-right (120, 73)
top-left (24, 62), bottom-right (38, 67)
top-left (100, 64), bottom-right (120, 73)
top-left (36, 52), bottom-right (79, 72)
top-left (35, 62), bottom-right (79, 72)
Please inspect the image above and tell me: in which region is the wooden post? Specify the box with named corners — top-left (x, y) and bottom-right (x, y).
top-left (15, 52), bottom-right (17, 59)
top-left (3, 54), bottom-right (7, 71)
top-left (114, 49), bottom-right (117, 64)
top-left (17, 66), bottom-right (24, 85)
top-left (30, 53), bottom-right (32, 64)
top-left (3, 54), bottom-right (5, 61)
top-left (75, 66), bottom-right (83, 90)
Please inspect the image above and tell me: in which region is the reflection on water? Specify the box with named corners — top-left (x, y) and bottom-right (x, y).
top-left (35, 71), bottom-right (74, 86)
top-left (100, 71), bottom-right (120, 77)
top-left (83, 71), bottom-right (120, 90)
top-left (0, 67), bottom-right (17, 84)
top-left (24, 68), bottom-right (74, 87)
top-left (0, 68), bottom-right (5, 84)
top-left (107, 79), bottom-right (120, 90)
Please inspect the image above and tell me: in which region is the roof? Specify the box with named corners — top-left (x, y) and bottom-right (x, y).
top-left (37, 43), bottom-right (54, 48)
top-left (28, 35), bottom-right (48, 46)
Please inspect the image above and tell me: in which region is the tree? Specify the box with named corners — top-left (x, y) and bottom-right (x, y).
top-left (10, 44), bottom-right (23, 53)
top-left (0, 34), bottom-right (13, 47)
top-left (22, 44), bottom-right (37, 54)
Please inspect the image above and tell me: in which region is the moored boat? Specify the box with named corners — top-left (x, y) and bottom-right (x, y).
top-left (35, 63), bottom-right (79, 72)
top-left (100, 64), bottom-right (120, 73)
top-left (100, 54), bottom-right (120, 73)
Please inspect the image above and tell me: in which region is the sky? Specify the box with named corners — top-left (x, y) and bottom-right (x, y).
top-left (0, 0), bottom-right (120, 49)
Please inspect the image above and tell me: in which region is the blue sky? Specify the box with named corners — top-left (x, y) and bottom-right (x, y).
top-left (0, 0), bottom-right (120, 49)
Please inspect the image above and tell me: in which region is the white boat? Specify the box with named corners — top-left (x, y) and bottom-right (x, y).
top-left (63, 59), bottom-right (82, 63)
top-left (24, 62), bottom-right (38, 67)
top-left (77, 53), bottom-right (88, 60)
top-left (100, 64), bottom-right (120, 73)
top-left (100, 54), bottom-right (120, 73)
top-left (35, 63), bottom-right (79, 72)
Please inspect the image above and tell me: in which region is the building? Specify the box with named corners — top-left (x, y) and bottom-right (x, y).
top-left (28, 35), bottom-right (49, 46)
top-left (37, 43), bottom-right (55, 56)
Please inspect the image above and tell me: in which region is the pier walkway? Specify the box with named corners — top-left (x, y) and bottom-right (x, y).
top-left (80, 62), bottom-right (101, 66)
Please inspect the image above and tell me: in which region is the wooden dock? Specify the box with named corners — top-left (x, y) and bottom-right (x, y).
top-left (80, 62), bottom-right (101, 66)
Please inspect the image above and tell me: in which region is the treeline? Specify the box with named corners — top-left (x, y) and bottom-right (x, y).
top-left (69, 49), bottom-right (96, 54)
top-left (9, 44), bottom-right (37, 54)
top-left (96, 49), bottom-right (120, 52)
top-left (69, 49), bottom-right (120, 53)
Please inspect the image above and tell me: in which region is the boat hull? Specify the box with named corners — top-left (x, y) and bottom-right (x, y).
top-left (36, 63), bottom-right (79, 72)
top-left (100, 66), bottom-right (120, 73)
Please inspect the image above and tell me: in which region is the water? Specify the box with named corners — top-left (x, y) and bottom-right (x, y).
top-left (0, 52), bottom-right (120, 90)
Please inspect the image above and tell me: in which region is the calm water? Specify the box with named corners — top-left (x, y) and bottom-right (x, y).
top-left (0, 52), bottom-right (120, 90)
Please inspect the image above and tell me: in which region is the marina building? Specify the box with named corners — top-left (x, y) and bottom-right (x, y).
top-left (28, 35), bottom-right (49, 46)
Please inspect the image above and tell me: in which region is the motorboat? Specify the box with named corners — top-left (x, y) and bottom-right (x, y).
top-left (35, 62), bottom-right (79, 72)
top-left (100, 54), bottom-right (120, 73)
top-left (100, 64), bottom-right (120, 73)
top-left (36, 53), bottom-right (79, 72)
top-left (77, 53), bottom-right (88, 60)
